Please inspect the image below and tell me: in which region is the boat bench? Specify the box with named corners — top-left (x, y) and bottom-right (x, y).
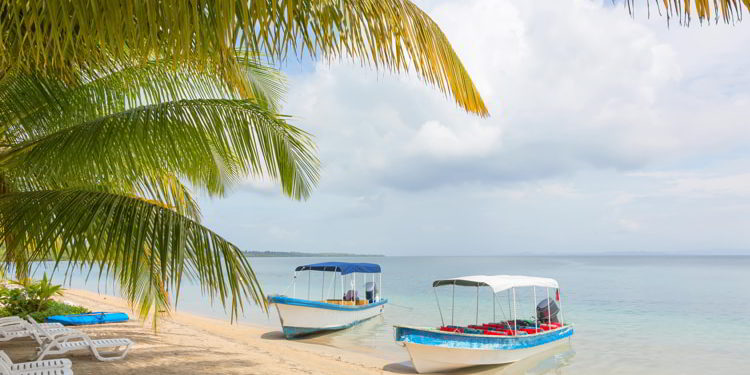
top-left (439, 326), bottom-right (532, 336)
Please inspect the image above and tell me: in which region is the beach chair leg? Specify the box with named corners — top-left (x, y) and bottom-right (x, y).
top-left (34, 345), bottom-right (61, 362)
top-left (90, 343), bottom-right (131, 361)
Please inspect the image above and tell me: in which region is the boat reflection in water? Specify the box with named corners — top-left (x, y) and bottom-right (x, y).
top-left (383, 341), bottom-right (575, 375)
top-left (467, 342), bottom-right (575, 375)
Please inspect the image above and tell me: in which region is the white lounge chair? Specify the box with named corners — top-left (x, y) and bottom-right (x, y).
top-left (0, 360), bottom-right (73, 375)
top-left (25, 319), bottom-right (132, 362)
top-left (0, 317), bottom-right (62, 330)
top-left (0, 319), bottom-right (67, 343)
top-left (0, 351), bottom-right (71, 374)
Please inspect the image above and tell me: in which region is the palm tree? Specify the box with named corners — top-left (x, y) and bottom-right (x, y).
top-left (0, 1), bottom-right (489, 326)
top-left (0, 55), bottom-right (318, 326)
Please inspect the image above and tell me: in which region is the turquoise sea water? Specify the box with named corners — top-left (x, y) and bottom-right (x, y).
top-left (43, 256), bottom-right (750, 374)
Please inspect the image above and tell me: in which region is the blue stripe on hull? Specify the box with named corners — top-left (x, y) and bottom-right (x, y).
top-left (281, 315), bottom-right (379, 339)
top-left (268, 295), bottom-right (388, 311)
top-left (394, 325), bottom-right (574, 350)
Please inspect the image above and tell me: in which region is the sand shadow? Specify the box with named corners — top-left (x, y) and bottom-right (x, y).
top-left (260, 328), bottom-right (345, 341)
top-left (383, 361), bottom-right (507, 375)
top-left (133, 358), bottom-right (261, 374)
top-left (260, 331), bottom-right (286, 340)
top-left (383, 361), bottom-right (417, 374)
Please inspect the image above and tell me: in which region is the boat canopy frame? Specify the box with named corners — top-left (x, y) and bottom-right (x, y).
top-left (290, 262), bottom-right (383, 304)
top-left (432, 275), bottom-right (564, 335)
top-left (432, 275), bottom-right (558, 293)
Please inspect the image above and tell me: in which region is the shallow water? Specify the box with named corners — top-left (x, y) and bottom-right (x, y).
top-left (42, 256), bottom-right (750, 374)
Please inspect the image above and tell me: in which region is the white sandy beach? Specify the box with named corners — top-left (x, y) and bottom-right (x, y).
top-left (2, 289), bottom-right (410, 375)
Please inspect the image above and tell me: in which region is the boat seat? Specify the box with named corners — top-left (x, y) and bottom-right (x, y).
top-left (483, 330), bottom-right (507, 336)
top-left (326, 300), bottom-right (355, 305)
top-left (520, 328), bottom-right (543, 334)
top-left (439, 326), bottom-right (463, 333)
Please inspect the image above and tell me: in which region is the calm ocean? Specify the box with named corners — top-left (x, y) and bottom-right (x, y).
top-left (43, 256), bottom-right (750, 374)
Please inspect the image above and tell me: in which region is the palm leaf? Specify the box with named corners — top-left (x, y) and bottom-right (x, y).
top-left (2, 99), bottom-right (319, 200)
top-left (7, 171), bottom-right (203, 222)
top-left (0, 55), bottom-right (287, 143)
top-left (0, 0), bottom-right (488, 116)
top-left (625, 0), bottom-right (750, 25)
top-left (0, 189), bottom-right (265, 321)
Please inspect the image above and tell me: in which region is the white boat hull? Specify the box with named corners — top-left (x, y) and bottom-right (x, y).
top-left (394, 325), bottom-right (575, 373)
top-left (404, 336), bottom-right (571, 373)
top-left (269, 296), bottom-right (387, 338)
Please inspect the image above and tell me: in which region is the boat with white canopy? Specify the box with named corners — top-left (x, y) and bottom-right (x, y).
top-left (268, 262), bottom-right (387, 339)
top-left (394, 275), bottom-right (574, 373)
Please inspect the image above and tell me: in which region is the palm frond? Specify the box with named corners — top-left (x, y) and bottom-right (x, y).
top-left (2, 99), bottom-right (319, 200)
top-left (3, 169), bottom-right (202, 222)
top-left (0, 189), bottom-right (265, 321)
top-left (0, 56), bottom-right (287, 143)
top-left (625, 0), bottom-right (750, 25)
top-left (0, 0), bottom-right (487, 116)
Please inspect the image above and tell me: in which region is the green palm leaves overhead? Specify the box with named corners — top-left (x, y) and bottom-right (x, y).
top-left (0, 0), bottom-right (490, 328)
top-left (0, 0), bottom-right (489, 116)
top-left (0, 56), bottom-right (318, 326)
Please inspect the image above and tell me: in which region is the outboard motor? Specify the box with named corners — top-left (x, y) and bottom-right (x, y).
top-left (536, 298), bottom-right (560, 323)
top-left (365, 282), bottom-right (379, 303)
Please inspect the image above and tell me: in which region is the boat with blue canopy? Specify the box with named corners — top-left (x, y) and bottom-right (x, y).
top-left (268, 262), bottom-right (387, 339)
top-left (394, 275), bottom-right (574, 373)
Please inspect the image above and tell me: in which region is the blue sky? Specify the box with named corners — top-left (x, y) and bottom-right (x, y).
top-left (200, 0), bottom-right (750, 256)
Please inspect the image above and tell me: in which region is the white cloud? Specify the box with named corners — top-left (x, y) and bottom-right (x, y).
top-left (409, 121), bottom-right (502, 159)
top-left (200, 0), bottom-right (750, 255)
top-left (618, 218), bottom-right (641, 232)
top-left (666, 173), bottom-right (750, 198)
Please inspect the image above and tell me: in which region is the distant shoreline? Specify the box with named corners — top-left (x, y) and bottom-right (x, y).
top-left (243, 251), bottom-right (384, 258)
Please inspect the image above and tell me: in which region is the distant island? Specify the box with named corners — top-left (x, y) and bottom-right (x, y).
top-left (243, 251), bottom-right (384, 257)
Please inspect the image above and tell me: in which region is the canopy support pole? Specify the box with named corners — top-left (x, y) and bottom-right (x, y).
top-left (559, 289), bottom-right (565, 326)
top-left (321, 269), bottom-right (325, 300)
top-left (493, 292), bottom-right (496, 323)
top-left (308, 270), bottom-right (311, 299)
top-left (434, 287), bottom-right (445, 327)
top-left (354, 272), bottom-right (357, 302)
top-left (451, 281), bottom-right (455, 326)
top-left (379, 273), bottom-right (382, 302)
top-left (341, 273), bottom-right (344, 300)
top-left (547, 288), bottom-right (552, 327)
top-left (507, 290), bottom-right (512, 325)
top-left (533, 286), bottom-right (537, 332)
top-left (512, 288), bottom-right (517, 335)
top-left (475, 286), bottom-right (479, 325)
